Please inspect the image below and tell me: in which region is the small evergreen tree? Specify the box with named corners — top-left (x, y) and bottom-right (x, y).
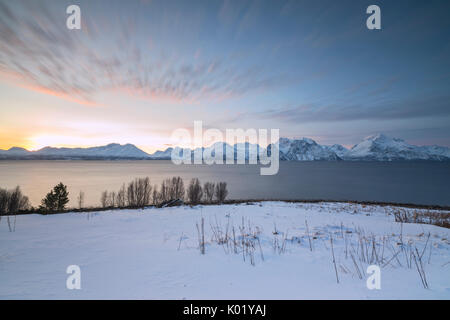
top-left (41, 182), bottom-right (69, 211)
top-left (41, 190), bottom-right (57, 211)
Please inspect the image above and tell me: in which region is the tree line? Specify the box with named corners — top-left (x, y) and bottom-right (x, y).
top-left (0, 177), bottom-right (229, 215)
top-left (100, 177), bottom-right (228, 208)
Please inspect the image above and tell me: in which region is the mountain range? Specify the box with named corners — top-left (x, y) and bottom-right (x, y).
top-left (0, 134), bottom-right (449, 161)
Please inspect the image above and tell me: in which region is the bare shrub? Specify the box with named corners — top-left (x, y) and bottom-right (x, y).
top-left (393, 208), bottom-right (450, 229)
top-left (0, 186), bottom-right (29, 232)
top-left (100, 191), bottom-right (109, 208)
top-left (102, 179), bottom-right (151, 209)
top-left (100, 190), bottom-right (117, 208)
top-left (215, 182), bottom-right (228, 203)
top-left (203, 182), bottom-right (215, 203)
top-left (169, 176), bottom-right (185, 200)
top-left (152, 185), bottom-right (160, 205)
top-left (116, 184), bottom-right (126, 208)
top-left (109, 191), bottom-right (116, 207)
top-left (127, 177), bottom-right (152, 207)
top-left (77, 191), bottom-right (85, 209)
top-left (0, 186), bottom-right (30, 215)
top-left (0, 189), bottom-right (7, 214)
top-left (187, 178), bottom-right (203, 205)
top-left (159, 180), bottom-right (170, 203)
top-left (157, 177), bottom-right (185, 203)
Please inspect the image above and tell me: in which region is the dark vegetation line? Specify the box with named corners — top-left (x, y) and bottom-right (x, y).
top-left (4, 198), bottom-right (450, 214)
top-left (0, 177), bottom-right (228, 215)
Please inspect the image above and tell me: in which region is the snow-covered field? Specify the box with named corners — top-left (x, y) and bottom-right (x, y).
top-left (1, 202), bottom-right (449, 299)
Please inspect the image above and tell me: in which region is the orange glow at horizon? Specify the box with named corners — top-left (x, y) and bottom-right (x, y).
top-left (21, 134), bottom-right (164, 154)
top-left (0, 132), bottom-right (33, 152)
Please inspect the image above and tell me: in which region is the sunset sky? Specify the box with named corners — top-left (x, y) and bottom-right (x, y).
top-left (1, 0), bottom-right (449, 153)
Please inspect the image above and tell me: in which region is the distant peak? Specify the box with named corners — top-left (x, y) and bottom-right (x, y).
top-left (278, 137), bottom-right (318, 145)
top-left (363, 133), bottom-right (406, 144)
top-left (331, 144), bottom-right (347, 150)
top-left (278, 137), bottom-right (291, 142)
top-left (301, 137), bottom-right (316, 144)
top-left (364, 133), bottom-right (388, 141)
top-left (8, 146), bottom-right (28, 152)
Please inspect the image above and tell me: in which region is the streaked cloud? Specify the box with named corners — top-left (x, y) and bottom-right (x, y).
top-left (247, 95), bottom-right (450, 123)
top-left (0, 0), bottom-right (292, 106)
top-left (1, 0), bottom-right (449, 149)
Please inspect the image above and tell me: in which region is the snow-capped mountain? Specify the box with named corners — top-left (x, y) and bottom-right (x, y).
top-left (200, 142), bottom-right (234, 161)
top-left (345, 134), bottom-right (449, 161)
top-left (0, 143), bottom-right (151, 159)
top-left (419, 145), bottom-right (450, 159)
top-left (149, 147), bottom-right (174, 159)
top-left (1, 134), bottom-right (449, 161)
top-left (156, 142), bottom-right (264, 162)
top-left (0, 147), bottom-right (30, 156)
top-left (273, 135), bottom-right (449, 161)
top-left (275, 137), bottom-right (341, 161)
top-left (325, 144), bottom-right (349, 159)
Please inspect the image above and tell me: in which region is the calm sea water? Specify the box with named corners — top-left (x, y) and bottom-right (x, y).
top-left (0, 160), bottom-right (449, 207)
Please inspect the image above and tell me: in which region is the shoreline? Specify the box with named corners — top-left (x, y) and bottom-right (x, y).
top-left (3, 198), bottom-right (450, 217)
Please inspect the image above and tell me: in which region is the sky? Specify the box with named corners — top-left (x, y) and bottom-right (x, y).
top-left (0, 0), bottom-right (449, 153)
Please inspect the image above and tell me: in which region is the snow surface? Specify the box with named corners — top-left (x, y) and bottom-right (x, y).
top-left (1, 202), bottom-right (449, 299)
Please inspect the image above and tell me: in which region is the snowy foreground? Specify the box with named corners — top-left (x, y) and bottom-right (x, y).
top-left (1, 202), bottom-right (449, 299)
